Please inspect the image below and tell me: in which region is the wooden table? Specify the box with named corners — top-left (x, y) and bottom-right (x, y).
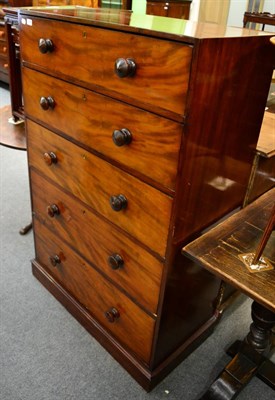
top-left (183, 188), bottom-right (275, 399)
top-left (0, 104), bottom-right (25, 149)
top-left (243, 12), bottom-right (275, 30)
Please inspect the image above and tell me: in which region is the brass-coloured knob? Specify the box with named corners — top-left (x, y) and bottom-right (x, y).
top-left (40, 96), bottom-right (55, 110)
top-left (112, 129), bottom-right (132, 147)
top-left (270, 37), bottom-right (275, 45)
top-left (105, 307), bottom-right (120, 323)
top-left (49, 254), bottom-right (61, 267)
top-left (114, 58), bottom-right (136, 78)
top-left (43, 151), bottom-right (57, 166)
top-left (110, 194), bottom-right (127, 211)
top-left (38, 38), bottom-right (54, 54)
top-left (108, 254), bottom-right (124, 270)
top-left (47, 204), bottom-right (60, 218)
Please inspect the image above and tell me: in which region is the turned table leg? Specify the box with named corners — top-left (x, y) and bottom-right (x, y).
top-left (199, 301), bottom-right (275, 400)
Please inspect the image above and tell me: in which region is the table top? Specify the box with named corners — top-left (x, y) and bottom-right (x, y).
top-left (0, 105), bottom-right (26, 150)
top-left (183, 188), bottom-right (275, 313)
top-left (257, 111), bottom-right (275, 157)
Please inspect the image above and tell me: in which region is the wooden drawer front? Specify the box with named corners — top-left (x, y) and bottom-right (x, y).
top-left (23, 68), bottom-right (182, 191)
top-left (34, 226), bottom-right (155, 364)
top-left (20, 18), bottom-right (192, 118)
top-left (28, 121), bottom-right (172, 256)
top-left (31, 169), bottom-right (163, 313)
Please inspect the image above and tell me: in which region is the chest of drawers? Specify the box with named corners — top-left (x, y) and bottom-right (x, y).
top-left (19, 7), bottom-right (275, 390)
top-left (0, 4), bottom-right (8, 83)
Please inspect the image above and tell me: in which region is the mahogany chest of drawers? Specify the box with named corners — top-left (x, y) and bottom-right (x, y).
top-left (19, 7), bottom-right (274, 390)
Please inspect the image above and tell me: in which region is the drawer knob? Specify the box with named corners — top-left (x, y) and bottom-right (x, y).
top-left (47, 204), bottom-right (60, 218)
top-left (38, 38), bottom-right (54, 54)
top-left (112, 129), bottom-right (132, 147)
top-left (108, 254), bottom-right (124, 270)
top-left (49, 255), bottom-right (61, 267)
top-left (110, 194), bottom-right (127, 212)
top-left (114, 58), bottom-right (136, 78)
top-left (40, 96), bottom-right (55, 110)
top-left (43, 151), bottom-right (58, 166)
top-left (105, 307), bottom-right (120, 323)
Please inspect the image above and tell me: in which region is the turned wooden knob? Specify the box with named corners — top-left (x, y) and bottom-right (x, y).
top-left (49, 254), bottom-right (61, 267)
top-left (110, 194), bottom-right (127, 211)
top-left (43, 151), bottom-right (57, 165)
top-left (3, 46), bottom-right (7, 53)
top-left (105, 307), bottom-right (120, 323)
top-left (47, 204), bottom-right (60, 218)
top-left (0, 31), bottom-right (5, 38)
top-left (38, 38), bottom-right (54, 54)
top-left (112, 129), bottom-right (132, 147)
top-left (108, 254), bottom-right (124, 270)
top-left (40, 96), bottom-right (55, 110)
top-left (114, 58), bottom-right (136, 78)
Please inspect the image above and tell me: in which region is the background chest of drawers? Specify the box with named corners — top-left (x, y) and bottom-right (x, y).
top-left (19, 7), bottom-right (274, 390)
top-left (0, 1), bottom-right (9, 83)
top-left (146, 0), bottom-right (192, 19)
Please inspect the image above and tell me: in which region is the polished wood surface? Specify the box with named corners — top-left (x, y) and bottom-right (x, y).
top-left (27, 122), bottom-right (172, 256)
top-left (31, 170), bottom-right (163, 314)
top-left (183, 188), bottom-right (275, 313)
top-left (23, 68), bottom-right (183, 192)
top-left (0, 104), bottom-right (25, 149)
top-left (20, 6), bottom-right (275, 391)
top-left (20, 18), bottom-right (192, 120)
top-left (34, 226), bottom-right (155, 364)
top-left (172, 35), bottom-right (274, 244)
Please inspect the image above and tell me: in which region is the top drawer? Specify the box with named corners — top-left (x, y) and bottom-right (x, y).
top-left (19, 17), bottom-right (192, 119)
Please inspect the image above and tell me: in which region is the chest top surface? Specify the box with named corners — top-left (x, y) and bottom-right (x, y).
top-left (18, 6), bottom-right (275, 42)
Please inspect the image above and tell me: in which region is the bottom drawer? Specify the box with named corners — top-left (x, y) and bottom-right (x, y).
top-left (34, 222), bottom-right (155, 364)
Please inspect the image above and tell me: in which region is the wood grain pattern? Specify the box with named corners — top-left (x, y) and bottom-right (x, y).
top-left (172, 35), bottom-right (275, 244)
top-left (28, 122), bottom-right (172, 256)
top-left (34, 227), bottom-right (155, 364)
top-left (20, 18), bottom-right (192, 119)
top-left (183, 188), bottom-right (275, 313)
top-left (31, 170), bottom-right (163, 313)
top-left (23, 68), bottom-right (183, 191)
top-left (19, 6), bottom-right (275, 390)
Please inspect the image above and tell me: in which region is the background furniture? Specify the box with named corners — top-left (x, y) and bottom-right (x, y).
top-left (99, 0), bottom-right (131, 9)
top-left (244, 92), bottom-right (275, 205)
top-left (19, 6), bottom-right (274, 391)
top-left (243, 11), bottom-right (275, 30)
top-left (183, 188), bottom-right (275, 399)
top-left (0, 1), bottom-right (9, 83)
top-left (0, 0), bottom-right (32, 85)
top-left (146, 0), bottom-right (191, 19)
